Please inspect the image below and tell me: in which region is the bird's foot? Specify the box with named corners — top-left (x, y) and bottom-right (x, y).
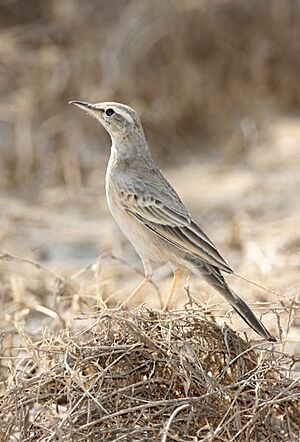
top-left (118, 303), bottom-right (130, 311)
top-left (162, 304), bottom-right (173, 313)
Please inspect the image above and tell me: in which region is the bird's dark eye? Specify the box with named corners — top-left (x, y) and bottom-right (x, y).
top-left (105, 108), bottom-right (115, 117)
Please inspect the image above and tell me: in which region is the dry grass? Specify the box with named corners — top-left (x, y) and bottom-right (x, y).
top-left (0, 251), bottom-right (299, 441)
top-left (1, 306), bottom-right (299, 441)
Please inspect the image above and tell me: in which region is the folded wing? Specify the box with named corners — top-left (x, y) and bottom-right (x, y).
top-left (118, 175), bottom-right (233, 274)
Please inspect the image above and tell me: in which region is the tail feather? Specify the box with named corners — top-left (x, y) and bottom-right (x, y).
top-left (185, 257), bottom-right (276, 342)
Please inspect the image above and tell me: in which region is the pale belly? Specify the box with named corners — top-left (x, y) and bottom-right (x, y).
top-left (106, 191), bottom-right (171, 263)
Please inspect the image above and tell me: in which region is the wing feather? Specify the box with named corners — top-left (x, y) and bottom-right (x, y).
top-left (116, 170), bottom-right (233, 273)
top-left (122, 194), bottom-right (233, 273)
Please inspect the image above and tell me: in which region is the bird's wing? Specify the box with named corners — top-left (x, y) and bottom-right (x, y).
top-left (118, 172), bottom-right (233, 273)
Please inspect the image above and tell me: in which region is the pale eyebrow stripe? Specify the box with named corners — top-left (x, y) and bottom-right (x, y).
top-left (117, 108), bottom-right (134, 124)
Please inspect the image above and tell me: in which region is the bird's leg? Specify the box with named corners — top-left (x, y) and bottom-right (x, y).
top-left (184, 272), bottom-right (194, 306)
top-left (119, 275), bottom-right (151, 308)
top-left (184, 272), bottom-right (191, 291)
top-left (163, 268), bottom-right (181, 311)
top-left (119, 258), bottom-right (152, 309)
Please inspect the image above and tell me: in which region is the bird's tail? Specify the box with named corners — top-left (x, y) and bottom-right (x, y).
top-left (184, 257), bottom-right (276, 342)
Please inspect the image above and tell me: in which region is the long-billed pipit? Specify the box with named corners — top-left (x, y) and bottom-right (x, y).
top-left (70, 100), bottom-right (276, 342)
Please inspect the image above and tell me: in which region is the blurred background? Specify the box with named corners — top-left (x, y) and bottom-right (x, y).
top-left (0, 0), bottom-right (299, 346)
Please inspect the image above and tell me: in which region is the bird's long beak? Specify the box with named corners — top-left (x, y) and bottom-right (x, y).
top-left (69, 100), bottom-right (98, 111)
top-left (69, 101), bottom-right (103, 122)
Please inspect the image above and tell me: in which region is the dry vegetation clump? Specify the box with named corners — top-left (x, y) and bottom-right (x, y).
top-left (1, 308), bottom-right (299, 441)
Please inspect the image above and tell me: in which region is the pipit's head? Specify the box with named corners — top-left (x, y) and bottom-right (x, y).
top-left (69, 101), bottom-right (144, 142)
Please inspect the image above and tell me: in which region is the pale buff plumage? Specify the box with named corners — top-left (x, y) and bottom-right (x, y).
top-left (70, 100), bottom-right (276, 342)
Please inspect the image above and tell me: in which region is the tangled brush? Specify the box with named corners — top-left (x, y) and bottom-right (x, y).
top-left (1, 308), bottom-right (299, 441)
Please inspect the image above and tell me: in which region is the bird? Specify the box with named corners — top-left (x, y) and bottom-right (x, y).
top-left (70, 100), bottom-right (276, 342)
